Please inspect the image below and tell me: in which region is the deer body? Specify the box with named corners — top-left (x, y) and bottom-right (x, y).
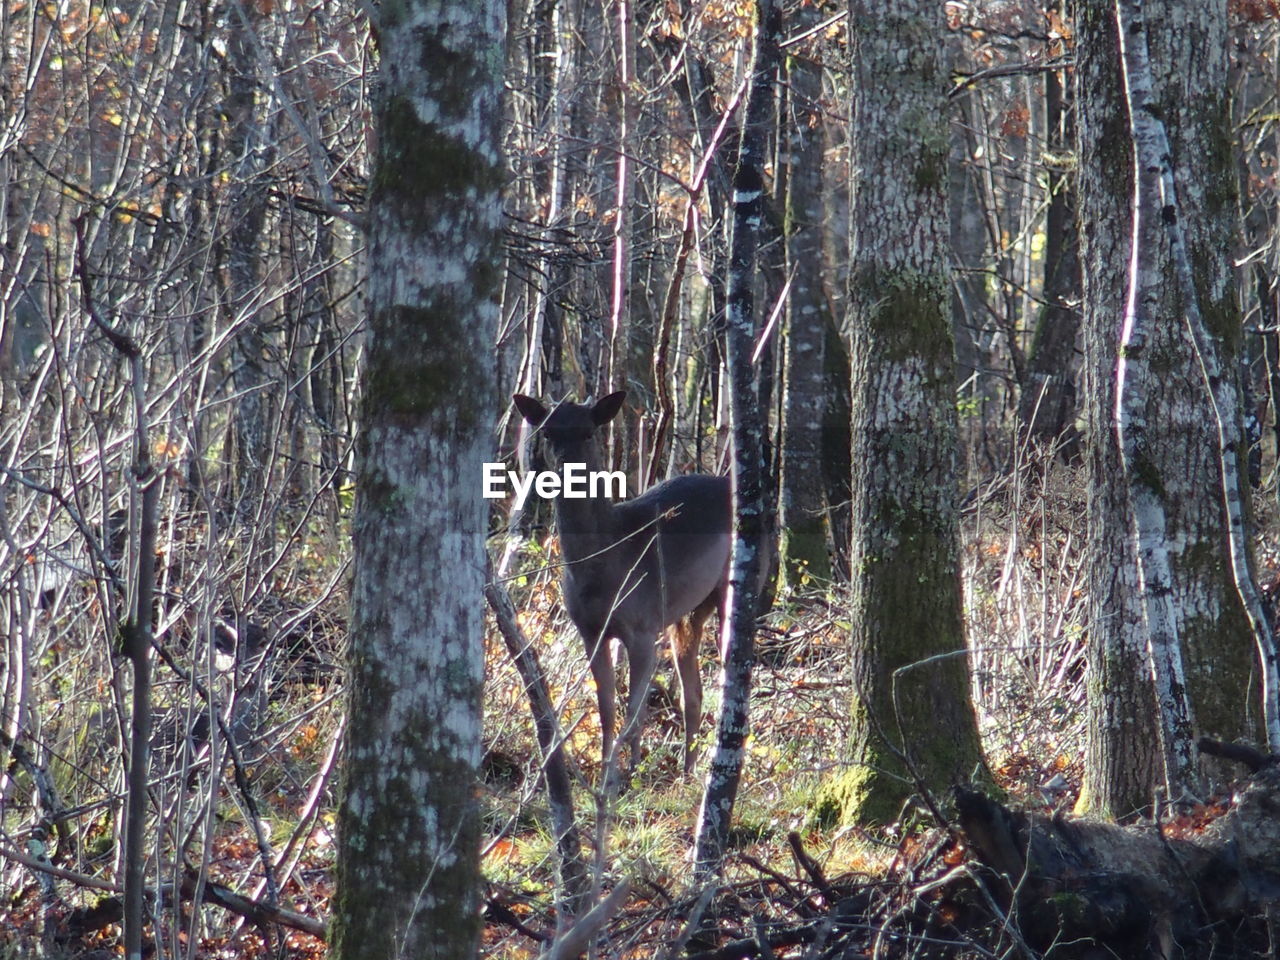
top-left (513, 392), bottom-right (730, 781)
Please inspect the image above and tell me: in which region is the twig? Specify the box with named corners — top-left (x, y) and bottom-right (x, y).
top-left (542, 880), bottom-right (632, 960)
top-left (786, 831), bottom-right (836, 904)
top-left (485, 899), bottom-right (550, 943)
top-left (150, 642), bottom-right (280, 905)
top-left (180, 870), bottom-right (325, 939)
top-left (0, 844), bottom-right (324, 939)
top-left (736, 852), bottom-right (815, 918)
top-left (73, 214), bottom-right (139, 358)
top-left (948, 57), bottom-right (1073, 99)
top-left (0, 842), bottom-right (119, 892)
top-left (658, 883), bottom-right (721, 960)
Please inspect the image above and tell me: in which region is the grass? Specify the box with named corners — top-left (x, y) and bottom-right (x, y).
top-left (477, 444), bottom-right (1093, 955)
top-left (3, 443), bottom-right (1235, 957)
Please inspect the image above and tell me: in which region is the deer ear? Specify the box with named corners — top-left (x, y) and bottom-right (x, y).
top-left (512, 394), bottom-right (549, 426)
top-left (592, 391), bottom-right (626, 426)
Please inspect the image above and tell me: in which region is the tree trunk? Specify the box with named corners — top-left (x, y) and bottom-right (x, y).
top-left (330, 5), bottom-right (505, 959)
top-left (1116, 0), bottom-right (1280, 756)
top-left (778, 4), bottom-right (833, 588)
top-left (818, 0), bottom-right (984, 825)
top-left (223, 0), bottom-right (273, 527)
top-left (1076, 0), bottom-right (1264, 814)
top-left (1134, 0), bottom-right (1268, 760)
top-left (1075, 0), bottom-right (1161, 819)
top-left (948, 99), bottom-right (987, 419)
top-left (1113, 0), bottom-right (1200, 796)
top-left (520, 0), bottom-right (575, 401)
top-left (1017, 58), bottom-right (1080, 446)
top-left (693, 0), bottom-right (778, 880)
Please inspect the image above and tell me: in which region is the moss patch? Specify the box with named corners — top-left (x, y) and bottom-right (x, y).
top-left (813, 763), bottom-right (907, 828)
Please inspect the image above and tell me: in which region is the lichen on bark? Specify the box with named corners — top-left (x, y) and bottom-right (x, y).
top-left (330, 4), bottom-right (504, 960)
top-left (822, 1), bottom-right (986, 826)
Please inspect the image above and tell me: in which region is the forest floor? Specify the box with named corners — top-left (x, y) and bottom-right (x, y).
top-left (4, 453), bottom-right (1278, 957)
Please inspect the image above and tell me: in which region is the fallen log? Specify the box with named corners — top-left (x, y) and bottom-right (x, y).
top-left (955, 749), bottom-right (1280, 958)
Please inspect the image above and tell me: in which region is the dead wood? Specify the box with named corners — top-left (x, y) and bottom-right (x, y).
top-left (955, 760), bottom-right (1280, 958)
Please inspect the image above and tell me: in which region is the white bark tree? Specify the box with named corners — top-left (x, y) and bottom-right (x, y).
top-left (1075, 0), bottom-right (1161, 818)
top-left (692, 0), bottom-right (778, 881)
top-left (1078, 0), bottom-right (1279, 814)
top-left (330, 3), bottom-right (506, 958)
top-left (1114, 0), bottom-right (1280, 762)
top-left (1112, 3), bottom-right (1200, 795)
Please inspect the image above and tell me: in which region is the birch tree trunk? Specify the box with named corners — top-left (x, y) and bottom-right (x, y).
top-left (1125, 1), bottom-right (1259, 757)
top-left (1115, 0), bottom-right (1280, 756)
top-left (1074, 0), bottom-right (1161, 818)
top-left (1077, 0), bottom-right (1271, 813)
top-left (330, 4), bottom-right (505, 958)
top-left (1132, 0), bottom-right (1271, 761)
top-left (1113, 0), bottom-right (1199, 796)
top-left (817, 0), bottom-right (984, 825)
top-left (605, 0), bottom-right (635, 399)
top-left (693, 0), bottom-right (778, 881)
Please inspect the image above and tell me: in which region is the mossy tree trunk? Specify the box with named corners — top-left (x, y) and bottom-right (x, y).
top-left (1075, 0), bottom-right (1258, 815)
top-left (330, 4), bottom-right (505, 960)
top-left (1075, 0), bottom-right (1160, 819)
top-left (1135, 0), bottom-right (1260, 766)
top-left (818, 0), bottom-right (984, 825)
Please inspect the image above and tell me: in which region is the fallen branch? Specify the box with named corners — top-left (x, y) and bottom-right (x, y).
top-left (0, 844), bottom-right (326, 940)
top-left (180, 870), bottom-right (325, 939)
top-left (1197, 736), bottom-right (1277, 773)
top-left (684, 922), bottom-right (821, 960)
top-left (955, 761), bottom-right (1280, 956)
top-left (542, 880), bottom-right (632, 960)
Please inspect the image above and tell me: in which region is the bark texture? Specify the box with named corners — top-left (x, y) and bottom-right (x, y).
top-left (330, 4), bottom-right (505, 959)
top-left (1114, 0), bottom-right (1201, 796)
top-left (818, 0), bottom-right (983, 825)
top-left (224, 0), bottom-right (273, 522)
top-left (1117, 0), bottom-right (1280, 755)
top-left (1018, 63), bottom-right (1080, 445)
top-left (958, 751), bottom-right (1280, 958)
top-left (693, 0), bottom-right (778, 880)
top-left (1076, 0), bottom-right (1262, 815)
top-left (778, 3), bottom-right (833, 587)
top-left (1075, 0), bottom-right (1161, 819)
top-left (1119, 1), bottom-right (1257, 756)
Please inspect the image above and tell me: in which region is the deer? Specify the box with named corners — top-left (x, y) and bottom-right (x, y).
top-left (512, 391), bottom-right (731, 785)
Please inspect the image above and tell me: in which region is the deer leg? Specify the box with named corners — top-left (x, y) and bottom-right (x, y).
top-left (616, 633), bottom-right (657, 783)
top-left (585, 635), bottom-right (617, 776)
top-left (671, 609), bottom-right (709, 774)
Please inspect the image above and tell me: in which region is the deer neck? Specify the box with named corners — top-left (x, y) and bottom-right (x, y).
top-left (550, 444), bottom-right (624, 565)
